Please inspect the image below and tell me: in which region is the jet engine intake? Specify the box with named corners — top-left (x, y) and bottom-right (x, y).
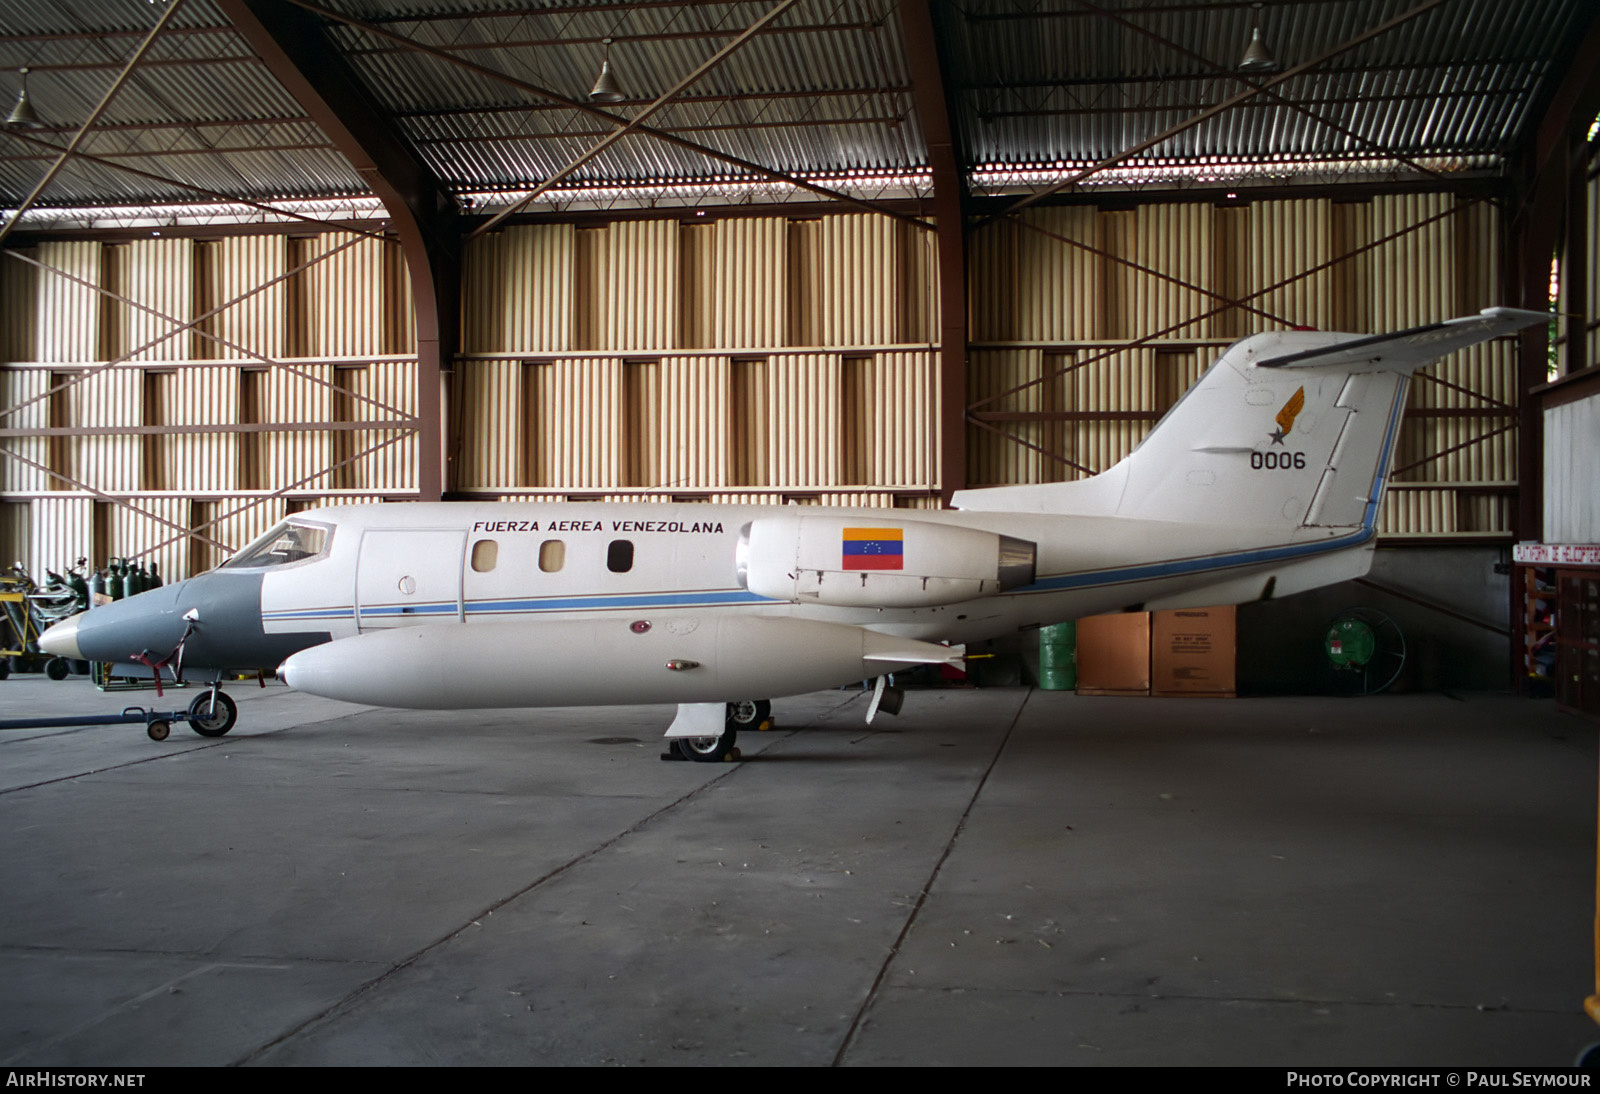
top-left (737, 516), bottom-right (1036, 608)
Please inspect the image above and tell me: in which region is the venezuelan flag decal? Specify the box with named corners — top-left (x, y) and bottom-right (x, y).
top-left (842, 527), bottom-right (904, 571)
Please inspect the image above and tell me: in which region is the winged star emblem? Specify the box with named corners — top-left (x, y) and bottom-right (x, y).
top-left (1271, 386), bottom-right (1305, 445)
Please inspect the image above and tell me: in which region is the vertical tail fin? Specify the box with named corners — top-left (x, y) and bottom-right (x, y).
top-left (952, 308), bottom-right (1547, 533)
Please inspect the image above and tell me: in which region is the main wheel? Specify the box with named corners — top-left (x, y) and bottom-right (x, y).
top-left (725, 699), bottom-right (771, 730)
top-left (188, 691), bottom-right (238, 737)
top-left (678, 725), bottom-right (737, 763)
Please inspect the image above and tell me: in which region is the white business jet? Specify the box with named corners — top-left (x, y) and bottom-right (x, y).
top-left (39, 308), bottom-right (1545, 760)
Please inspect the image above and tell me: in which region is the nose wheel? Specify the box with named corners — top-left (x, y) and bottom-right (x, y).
top-left (187, 690), bottom-right (237, 737)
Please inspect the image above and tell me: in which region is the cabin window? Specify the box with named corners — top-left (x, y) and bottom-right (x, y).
top-left (539, 539), bottom-right (565, 573)
top-left (607, 539), bottom-right (634, 573)
top-left (470, 539), bottom-right (498, 573)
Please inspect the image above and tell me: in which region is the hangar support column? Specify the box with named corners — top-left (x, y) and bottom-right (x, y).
top-left (219, 0), bottom-right (458, 502)
top-left (899, 0), bottom-right (967, 505)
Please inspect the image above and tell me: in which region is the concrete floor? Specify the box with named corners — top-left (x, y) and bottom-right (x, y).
top-left (0, 674), bottom-right (1594, 1067)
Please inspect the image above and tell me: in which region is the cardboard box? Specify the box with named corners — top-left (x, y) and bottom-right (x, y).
top-left (1075, 612), bottom-right (1151, 695)
top-left (1152, 606), bottom-right (1236, 697)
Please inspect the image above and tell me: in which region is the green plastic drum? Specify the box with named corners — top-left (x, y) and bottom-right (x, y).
top-left (1040, 620), bottom-right (1078, 690)
top-left (1325, 618), bottom-right (1377, 668)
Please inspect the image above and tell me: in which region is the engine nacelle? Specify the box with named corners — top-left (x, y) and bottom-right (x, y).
top-left (737, 515), bottom-right (1035, 608)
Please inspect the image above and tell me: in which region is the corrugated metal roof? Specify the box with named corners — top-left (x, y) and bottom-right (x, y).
top-left (0, 0), bottom-right (1593, 228)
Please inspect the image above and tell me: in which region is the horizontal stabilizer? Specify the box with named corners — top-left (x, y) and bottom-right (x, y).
top-left (1255, 307), bottom-right (1547, 372)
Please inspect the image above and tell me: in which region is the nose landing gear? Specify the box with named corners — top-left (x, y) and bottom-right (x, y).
top-left (187, 688), bottom-right (237, 737)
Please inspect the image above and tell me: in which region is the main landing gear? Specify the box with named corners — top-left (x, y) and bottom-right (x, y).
top-left (663, 700), bottom-right (771, 763)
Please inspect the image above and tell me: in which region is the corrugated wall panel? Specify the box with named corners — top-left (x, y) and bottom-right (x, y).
top-left (969, 217), bottom-right (1019, 342)
top-left (1212, 206), bottom-right (1249, 340)
top-left (1016, 207), bottom-right (1099, 342)
top-left (37, 241), bottom-right (100, 363)
top-left (968, 348), bottom-right (1046, 486)
top-left (345, 360), bottom-right (418, 493)
top-left (304, 234), bottom-right (387, 358)
top-left (525, 357), bottom-right (621, 490)
top-left (1545, 392), bottom-right (1600, 542)
top-left (462, 224), bottom-right (573, 354)
top-left (607, 221), bottom-right (677, 351)
top-left (203, 235), bottom-right (286, 361)
top-left (661, 355), bottom-right (728, 488)
top-left (121, 239), bottom-right (193, 363)
top-left (1248, 199), bottom-right (1332, 331)
top-left (1331, 200), bottom-right (1374, 333)
top-left (841, 350), bottom-right (935, 487)
top-left (0, 501), bottom-right (27, 570)
top-left (1074, 348), bottom-right (1156, 474)
top-left (730, 357), bottom-right (767, 486)
top-left (457, 359), bottom-right (522, 489)
top-left (821, 214), bottom-right (898, 345)
top-left (0, 247), bottom-right (37, 362)
top-left (1128, 204), bottom-right (1212, 340)
top-left (709, 492), bottom-right (783, 505)
top-left (765, 353), bottom-right (840, 487)
top-left (263, 364), bottom-right (333, 491)
top-left (573, 226), bottom-right (608, 351)
top-left (816, 492), bottom-right (897, 507)
top-left (1370, 192), bottom-right (1455, 330)
top-left (165, 366), bottom-right (240, 494)
top-left (1379, 488), bottom-right (1457, 537)
top-left (27, 497), bottom-right (90, 575)
top-left (786, 219), bottom-right (822, 347)
top-left (623, 360), bottom-right (659, 488)
top-left (382, 237), bottom-right (416, 356)
top-left (678, 222), bottom-right (715, 350)
top-left (899, 218), bottom-right (938, 345)
top-left (1156, 349), bottom-right (1210, 411)
top-left (68, 369), bottom-right (140, 492)
top-left (0, 368), bottom-right (48, 492)
top-left (716, 218), bottom-right (786, 349)
top-left (111, 497), bottom-right (189, 586)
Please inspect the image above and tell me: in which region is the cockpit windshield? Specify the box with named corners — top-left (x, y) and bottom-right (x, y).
top-left (222, 520), bottom-right (332, 570)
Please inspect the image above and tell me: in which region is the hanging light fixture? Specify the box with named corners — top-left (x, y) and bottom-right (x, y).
top-left (589, 38), bottom-right (624, 103)
top-left (1237, 3), bottom-right (1278, 73)
top-left (7, 67), bottom-right (44, 129)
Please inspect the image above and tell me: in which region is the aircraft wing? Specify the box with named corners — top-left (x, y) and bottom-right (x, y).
top-left (1256, 307), bottom-right (1548, 372)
